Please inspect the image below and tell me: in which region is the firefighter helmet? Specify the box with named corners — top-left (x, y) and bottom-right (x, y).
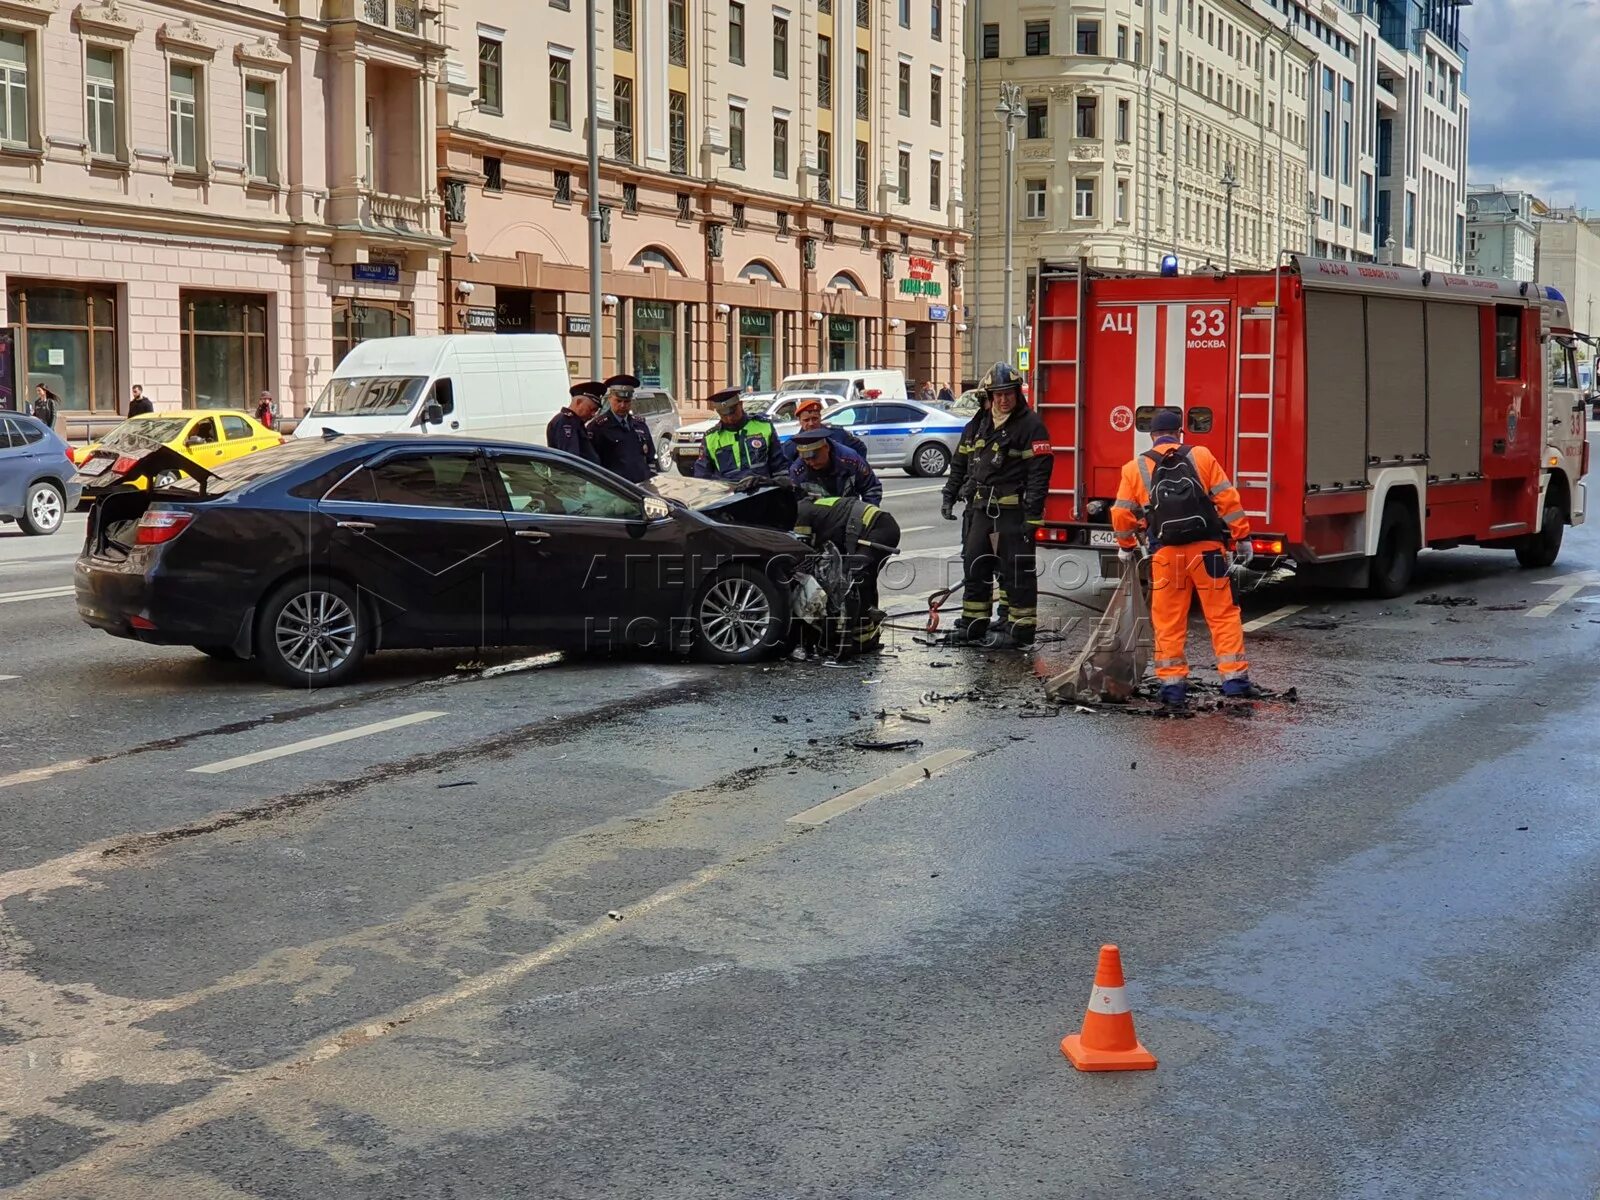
top-left (982, 361), bottom-right (1024, 399)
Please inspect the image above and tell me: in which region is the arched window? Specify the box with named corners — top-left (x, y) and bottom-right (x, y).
top-left (628, 246), bottom-right (685, 274)
top-left (827, 271), bottom-right (865, 294)
top-left (738, 259), bottom-right (784, 285)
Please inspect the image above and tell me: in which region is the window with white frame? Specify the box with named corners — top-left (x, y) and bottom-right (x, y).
top-left (549, 50), bottom-right (572, 129)
top-left (1115, 178), bottom-right (1129, 222)
top-left (1024, 178), bottom-right (1047, 220)
top-left (728, 103), bottom-right (745, 169)
top-left (1074, 176), bottom-right (1095, 218)
top-left (0, 30), bottom-right (30, 147)
top-left (929, 154), bottom-right (941, 210)
top-left (929, 69), bottom-right (942, 126)
top-left (244, 78), bottom-right (274, 181)
top-left (85, 45), bottom-right (121, 160)
top-left (169, 62), bottom-right (201, 172)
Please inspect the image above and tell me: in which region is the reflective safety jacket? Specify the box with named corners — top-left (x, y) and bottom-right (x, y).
top-left (941, 402), bottom-right (1054, 521)
top-left (693, 415), bottom-right (785, 481)
top-left (794, 495), bottom-right (898, 554)
top-left (1111, 440), bottom-right (1250, 550)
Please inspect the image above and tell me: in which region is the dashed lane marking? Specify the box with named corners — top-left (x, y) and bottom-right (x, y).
top-left (787, 748), bottom-right (974, 826)
top-left (0, 675), bottom-right (16, 681)
top-left (188, 710), bottom-right (447, 775)
top-left (1242, 604), bottom-right (1305, 632)
top-left (0, 586), bottom-right (74, 605)
top-left (1527, 571), bottom-right (1600, 619)
top-left (898, 525), bottom-right (934, 534)
top-left (882, 484), bottom-right (947, 496)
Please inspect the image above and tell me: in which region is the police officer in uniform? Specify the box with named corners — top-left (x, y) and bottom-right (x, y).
top-left (548, 381), bottom-right (604, 464)
top-left (783, 397), bottom-right (870, 463)
top-left (788, 427), bottom-right (883, 503)
top-left (693, 387), bottom-right (787, 483)
top-left (589, 373), bottom-right (657, 483)
top-left (940, 362), bottom-right (1054, 648)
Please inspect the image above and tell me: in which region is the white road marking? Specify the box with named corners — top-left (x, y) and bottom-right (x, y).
top-left (1527, 571), bottom-right (1599, 619)
top-left (0, 758), bottom-right (92, 791)
top-left (898, 525), bottom-right (934, 534)
top-left (0, 675), bottom-right (16, 681)
top-left (903, 543), bottom-right (962, 559)
top-left (1242, 604), bottom-right (1305, 632)
top-left (787, 747), bottom-right (974, 826)
top-left (881, 484), bottom-right (947, 496)
top-left (188, 710), bottom-right (446, 775)
top-left (0, 586), bottom-right (74, 605)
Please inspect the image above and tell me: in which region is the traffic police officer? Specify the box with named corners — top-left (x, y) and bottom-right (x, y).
top-left (693, 387), bottom-right (787, 483)
top-left (940, 362), bottom-right (1054, 648)
top-left (589, 373), bottom-right (657, 482)
top-left (788, 428), bottom-right (883, 503)
top-left (548, 380), bottom-right (603, 464)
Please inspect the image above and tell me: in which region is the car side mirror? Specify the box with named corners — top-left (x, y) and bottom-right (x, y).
top-left (642, 496), bottom-right (671, 521)
top-left (420, 401), bottom-right (445, 427)
top-left (186, 436), bottom-right (203, 447)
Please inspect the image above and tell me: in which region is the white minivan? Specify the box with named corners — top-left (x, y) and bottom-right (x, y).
top-left (293, 335), bottom-right (571, 444)
top-left (774, 369), bottom-right (907, 406)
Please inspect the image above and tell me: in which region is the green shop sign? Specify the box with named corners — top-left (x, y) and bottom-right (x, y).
top-left (898, 278), bottom-right (943, 297)
top-left (739, 310), bottom-right (774, 337)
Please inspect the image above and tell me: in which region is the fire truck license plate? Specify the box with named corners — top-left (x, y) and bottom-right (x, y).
top-left (1088, 529), bottom-right (1119, 546)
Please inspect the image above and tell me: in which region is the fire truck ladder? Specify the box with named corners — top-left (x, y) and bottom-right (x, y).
top-left (1035, 260), bottom-right (1088, 519)
top-left (1231, 304), bottom-right (1277, 525)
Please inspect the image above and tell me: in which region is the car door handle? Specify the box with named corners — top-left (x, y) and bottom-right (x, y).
top-left (516, 529), bottom-right (551, 541)
top-left (337, 520), bottom-right (376, 531)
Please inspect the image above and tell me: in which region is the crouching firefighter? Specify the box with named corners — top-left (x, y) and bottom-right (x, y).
top-left (793, 495), bottom-right (901, 657)
top-left (939, 362), bottom-right (1053, 649)
top-left (1111, 407), bottom-right (1255, 708)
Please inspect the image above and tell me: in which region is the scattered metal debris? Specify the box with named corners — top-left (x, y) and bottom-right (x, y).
top-left (436, 780), bottom-right (477, 790)
top-left (853, 738), bottom-right (925, 751)
top-left (1416, 594), bottom-right (1477, 608)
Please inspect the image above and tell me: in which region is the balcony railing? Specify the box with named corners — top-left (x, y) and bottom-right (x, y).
top-left (855, 86), bottom-right (868, 120)
top-left (614, 124), bottom-right (634, 163)
top-left (855, 0), bottom-right (868, 28)
top-left (668, 0), bottom-right (687, 65)
top-left (819, 72), bottom-right (831, 110)
top-left (363, 191), bottom-right (436, 234)
top-left (854, 188), bottom-right (868, 212)
top-left (614, 0), bottom-right (633, 50)
top-left (355, 0), bottom-right (419, 34)
top-left (818, 177), bottom-right (832, 204)
top-left (818, 0), bottom-right (830, 13)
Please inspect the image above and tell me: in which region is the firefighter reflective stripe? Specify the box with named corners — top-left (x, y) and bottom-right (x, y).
top-left (1136, 454), bottom-right (1156, 494)
top-left (1217, 651), bottom-right (1249, 676)
top-left (1155, 655), bottom-right (1187, 669)
top-left (1218, 508), bottom-right (1248, 525)
top-left (1208, 480), bottom-right (1235, 498)
top-left (1010, 605), bottom-right (1038, 630)
top-left (1112, 499), bottom-right (1143, 515)
top-left (962, 600), bottom-right (991, 617)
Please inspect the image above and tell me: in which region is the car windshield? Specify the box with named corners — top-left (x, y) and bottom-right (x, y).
top-left (165, 439), bottom-right (342, 496)
top-left (310, 376), bottom-right (427, 417)
top-left (101, 417), bottom-right (190, 450)
top-left (777, 378), bottom-right (850, 399)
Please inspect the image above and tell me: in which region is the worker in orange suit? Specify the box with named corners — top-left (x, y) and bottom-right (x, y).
top-left (1110, 407), bottom-right (1254, 708)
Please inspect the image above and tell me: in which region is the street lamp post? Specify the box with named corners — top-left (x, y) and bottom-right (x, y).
top-left (1220, 164), bottom-right (1239, 272)
top-left (994, 81), bottom-right (1025, 367)
top-left (585, 0), bottom-right (602, 379)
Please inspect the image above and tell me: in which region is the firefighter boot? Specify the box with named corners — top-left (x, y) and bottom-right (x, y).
top-left (1221, 675), bottom-right (1255, 699)
top-left (1159, 681), bottom-right (1189, 710)
top-left (953, 616), bottom-right (991, 644)
top-left (980, 621), bottom-right (1032, 651)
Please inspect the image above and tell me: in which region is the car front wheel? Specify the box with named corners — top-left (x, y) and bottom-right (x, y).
top-left (19, 481), bottom-right (65, 536)
top-left (691, 566), bottom-right (788, 664)
top-left (910, 442), bottom-right (951, 478)
top-left (255, 575), bottom-right (368, 687)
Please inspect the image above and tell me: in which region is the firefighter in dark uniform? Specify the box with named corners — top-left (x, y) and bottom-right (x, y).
top-left (940, 362), bottom-right (1054, 648)
top-left (787, 427), bottom-right (883, 504)
top-left (794, 492), bottom-right (901, 657)
top-left (693, 387), bottom-right (787, 483)
top-left (547, 380), bottom-right (603, 464)
top-left (589, 373), bottom-right (657, 482)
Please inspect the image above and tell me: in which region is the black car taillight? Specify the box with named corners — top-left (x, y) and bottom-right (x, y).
top-left (135, 509), bottom-right (194, 546)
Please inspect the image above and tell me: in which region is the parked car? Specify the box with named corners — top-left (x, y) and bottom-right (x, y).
top-left (1, 412), bottom-right (79, 536)
top-left (669, 392), bottom-right (809, 475)
top-left (775, 370), bottom-right (909, 405)
top-left (292, 335), bottom-right (572, 445)
top-left (775, 398), bottom-right (966, 477)
top-left (75, 436), bottom-right (808, 688)
top-left (71, 410), bottom-right (281, 499)
top-left (947, 389), bottom-right (985, 418)
top-left (623, 387), bottom-right (680, 466)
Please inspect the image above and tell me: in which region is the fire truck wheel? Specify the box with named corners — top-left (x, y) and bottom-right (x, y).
top-left (1515, 501), bottom-right (1565, 569)
top-left (1369, 501), bottom-right (1418, 599)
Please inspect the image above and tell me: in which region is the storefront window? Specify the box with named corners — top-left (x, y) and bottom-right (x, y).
top-left (5, 281), bottom-right (118, 412)
top-left (332, 299), bottom-right (414, 365)
top-left (737, 309), bottom-right (776, 391)
top-left (826, 315), bottom-right (859, 371)
top-left (180, 291), bottom-right (269, 409)
top-left (632, 300), bottom-right (676, 394)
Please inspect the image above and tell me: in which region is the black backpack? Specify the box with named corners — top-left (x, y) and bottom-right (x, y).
top-left (1143, 446), bottom-right (1227, 546)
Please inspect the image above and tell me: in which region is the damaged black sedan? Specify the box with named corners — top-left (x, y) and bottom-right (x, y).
top-left (75, 436), bottom-right (809, 687)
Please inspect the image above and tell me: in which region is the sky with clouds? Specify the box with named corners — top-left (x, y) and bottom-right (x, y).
top-left (1463, 0), bottom-right (1600, 208)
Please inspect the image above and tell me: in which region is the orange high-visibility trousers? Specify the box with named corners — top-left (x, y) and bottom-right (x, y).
top-left (1149, 541), bottom-right (1249, 682)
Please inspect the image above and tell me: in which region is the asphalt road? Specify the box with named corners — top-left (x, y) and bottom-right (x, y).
top-left (3, 465), bottom-right (1599, 1199)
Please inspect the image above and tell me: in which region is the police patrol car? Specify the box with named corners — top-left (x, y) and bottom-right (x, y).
top-left (775, 398), bottom-right (966, 477)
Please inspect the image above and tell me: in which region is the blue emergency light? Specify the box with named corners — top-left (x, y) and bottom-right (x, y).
top-left (1159, 254), bottom-right (1180, 277)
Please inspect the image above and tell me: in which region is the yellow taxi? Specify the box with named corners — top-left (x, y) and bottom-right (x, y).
top-left (71, 410), bottom-right (283, 493)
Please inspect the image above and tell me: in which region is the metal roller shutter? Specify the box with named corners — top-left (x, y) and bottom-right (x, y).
top-left (1365, 296), bottom-right (1428, 464)
top-left (1425, 301), bottom-right (1482, 480)
top-left (1303, 290), bottom-right (1368, 490)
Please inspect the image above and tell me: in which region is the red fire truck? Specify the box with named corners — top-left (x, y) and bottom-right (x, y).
top-left (1029, 255), bottom-right (1590, 595)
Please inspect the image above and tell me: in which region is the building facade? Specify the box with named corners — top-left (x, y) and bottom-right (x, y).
top-left (0, 0), bottom-right (448, 425)
top-left (1535, 210), bottom-right (1600, 364)
top-left (964, 0), bottom-right (1469, 369)
top-left (1463, 185), bottom-right (1539, 280)
top-left (437, 0), bottom-right (969, 404)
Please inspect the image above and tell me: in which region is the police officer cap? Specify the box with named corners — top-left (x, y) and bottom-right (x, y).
top-left (792, 427), bottom-right (831, 444)
top-left (1150, 407), bottom-right (1183, 434)
top-left (569, 380), bottom-right (606, 401)
top-left (604, 373), bottom-right (640, 396)
top-left (707, 387), bottom-right (744, 410)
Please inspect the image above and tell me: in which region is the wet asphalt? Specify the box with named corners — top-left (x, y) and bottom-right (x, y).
top-left (2, 469), bottom-right (1599, 1199)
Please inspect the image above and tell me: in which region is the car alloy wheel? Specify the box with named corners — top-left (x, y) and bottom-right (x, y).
top-left (275, 590), bottom-right (359, 677)
top-left (21, 482), bottom-right (64, 535)
top-left (914, 443), bottom-right (951, 477)
top-left (152, 469), bottom-right (180, 489)
top-left (698, 575), bottom-right (773, 655)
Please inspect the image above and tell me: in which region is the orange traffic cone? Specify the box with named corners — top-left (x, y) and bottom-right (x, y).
top-left (1060, 944), bottom-right (1158, 1071)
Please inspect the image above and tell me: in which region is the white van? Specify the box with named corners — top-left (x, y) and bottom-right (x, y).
top-left (293, 335), bottom-right (571, 444)
top-left (775, 369), bottom-right (907, 406)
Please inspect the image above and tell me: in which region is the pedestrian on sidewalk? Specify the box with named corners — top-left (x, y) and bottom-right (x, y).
top-left (255, 390), bottom-right (276, 430)
top-left (128, 384), bottom-right (153, 417)
top-left (1110, 407), bottom-right (1255, 708)
top-left (31, 385), bottom-right (59, 432)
